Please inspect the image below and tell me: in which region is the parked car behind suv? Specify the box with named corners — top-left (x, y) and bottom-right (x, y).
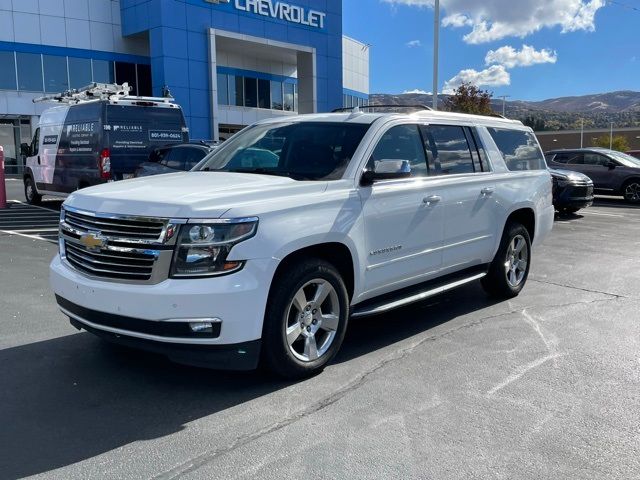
top-left (50, 109), bottom-right (554, 378)
top-left (549, 168), bottom-right (594, 214)
top-left (134, 142), bottom-right (220, 177)
top-left (546, 148), bottom-right (640, 203)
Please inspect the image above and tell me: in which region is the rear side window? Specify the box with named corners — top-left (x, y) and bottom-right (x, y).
top-left (424, 125), bottom-right (475, 175)
top-left (488, 128), bottom-right (546, 171)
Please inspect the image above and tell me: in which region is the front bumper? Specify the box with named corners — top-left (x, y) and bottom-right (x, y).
top-left (553, 183), bottom-right (594, 210)
top-left (50, 254), bottom-right (275, 368)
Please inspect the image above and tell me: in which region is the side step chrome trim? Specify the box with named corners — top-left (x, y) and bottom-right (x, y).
top-left (351, 272), bottom-right (486, 318)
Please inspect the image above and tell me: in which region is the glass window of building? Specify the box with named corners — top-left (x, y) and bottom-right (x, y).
top-left (43, 55), bottom-right (69, 93)
top-left (244, 77), bottom-right (257, 108)
top-left (92, 59), bottom-right (114, 83)
top-left (17, 52), bottom-right (43, 91)
top-left (68, 57), bottom-right (92, 90)
top-left (283, 82), bottom-right (294, 111)
top-left (258, 79), bottom-right (270, 109)
top-left (0, 52), bottom-right (17, 90)
top-left (115, 62), bottom-right (137, 94)
top-left (137, 64), bottom-right (152, 96)
top-left (271, 81), bottom-right (283, 110)
top-left (229, 75), bottom-right (243, 106)
top-left (217, 73), bottom-right (228, 105)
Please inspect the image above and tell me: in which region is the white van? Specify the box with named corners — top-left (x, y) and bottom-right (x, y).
top-left (23, 83), bottom-right (188, 204)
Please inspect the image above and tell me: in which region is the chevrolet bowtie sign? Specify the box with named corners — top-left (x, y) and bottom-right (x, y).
top-left (205, 0), bottom-right (326, 29)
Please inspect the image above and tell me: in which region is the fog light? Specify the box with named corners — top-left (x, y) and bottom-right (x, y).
top-left (189, 321), bottom-right (214, 333)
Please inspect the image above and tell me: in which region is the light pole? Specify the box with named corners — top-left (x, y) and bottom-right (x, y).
top-left (498, 95), bottom-right (510, 116)
top-left (580, 118), bottom-right (584, 148)
top-left (609, 122), bottom-right (614, 150)
top-left (432, 0), bottom-right (440, 110)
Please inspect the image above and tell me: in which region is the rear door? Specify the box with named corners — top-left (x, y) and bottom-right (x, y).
top-left (105, 105), bottom-right (188, 179)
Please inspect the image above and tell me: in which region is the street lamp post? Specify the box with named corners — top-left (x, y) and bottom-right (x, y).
top-left (432, 0), bottom-right (439, 111)
top-left (610, 122), bottom-right (614, 150)
top-left (498, 95), bottom-right (511, 116)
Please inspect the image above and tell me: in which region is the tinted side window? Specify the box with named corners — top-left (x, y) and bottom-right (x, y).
top-left (584, 153), bottom-right (609, 166)
top-left (488, 128), bottom-right (546, 171)
top-left (176, 147), bottom-right (208, 170)
top-left (369, 124), bottom-right (428, 177)
top-left (163, 148), bottom-right (186, 169)
top-left (567, 154), bottom-right (585, 165)
top-left (31, 128), bottom-right (40, 156)
top-left (427, 125), bottom-right (474, 175)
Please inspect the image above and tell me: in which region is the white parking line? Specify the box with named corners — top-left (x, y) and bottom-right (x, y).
top-left (8, 199), bottom-right (60, 213)
top-left (0, 229), bottom-right (56, 243)
top-left (580, 211), bottom-right (626, 218)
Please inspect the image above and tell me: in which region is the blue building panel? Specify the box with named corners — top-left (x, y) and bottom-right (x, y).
top-left (121, 0), bottom-right (349, 137)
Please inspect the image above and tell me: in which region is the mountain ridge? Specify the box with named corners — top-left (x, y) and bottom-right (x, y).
top-left (370, 90), bottom-right (640, 130)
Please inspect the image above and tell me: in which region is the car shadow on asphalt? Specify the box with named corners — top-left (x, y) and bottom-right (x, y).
top-left (0, 283), bottom-right (499, 479)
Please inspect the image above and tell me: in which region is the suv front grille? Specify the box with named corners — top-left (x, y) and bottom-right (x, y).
top-left (64, 209), bottom-right (165, 241)
top-left (64, 241), bottom-right (157, 281)
top-left (59, 207), bottom-right (177, 284)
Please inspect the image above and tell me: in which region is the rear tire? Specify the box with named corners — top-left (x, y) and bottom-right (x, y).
top-left (482, 222), bottom-right (532, 299)
top-left (24, 176), bottom-right (42, 205)
top-left (262, 258), bottom-right (349, 379)
top-left (622, 180), bottom-right (640, 204)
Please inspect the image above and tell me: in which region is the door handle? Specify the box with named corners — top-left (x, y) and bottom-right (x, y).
top-left (481, 187), bottom-right (495, 196)
top-left (423, 195), bottom-right (441, 205)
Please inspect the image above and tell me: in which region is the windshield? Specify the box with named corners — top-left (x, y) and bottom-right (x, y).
top-left (197, 121), bottom-right (371, 181)
top-left (608, 151), bottom-right (640, 168)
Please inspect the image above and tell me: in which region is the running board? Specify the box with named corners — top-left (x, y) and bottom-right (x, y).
top-left (351, 267), bottom-right (488, 318)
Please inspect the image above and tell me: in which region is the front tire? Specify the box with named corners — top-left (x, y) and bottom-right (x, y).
top-left (262, 259), bottom-right (349, 379)
top-left (24, 176), bottom-right (42, 205)
top-left (482, 222), bottom-right (532, 299)
top-left (623, 180), bottom-right (640, 204)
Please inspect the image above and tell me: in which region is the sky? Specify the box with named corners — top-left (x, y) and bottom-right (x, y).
top-left (342, 0), bottom-right (640, 101)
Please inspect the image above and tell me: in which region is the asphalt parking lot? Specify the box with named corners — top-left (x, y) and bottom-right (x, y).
top-left (1, 178), bottom-right (639, 480)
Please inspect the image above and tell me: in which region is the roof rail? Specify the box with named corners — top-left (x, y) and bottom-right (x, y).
top-left (32, 83), bottom-right (176, 105)
top-left (332, 104), bottom-right (433, 113)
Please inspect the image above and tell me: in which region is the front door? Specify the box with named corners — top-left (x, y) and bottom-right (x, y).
top-left (360, 124), bottom-right (444, 297)
top-left (423, 124), bottom-right (498, 269)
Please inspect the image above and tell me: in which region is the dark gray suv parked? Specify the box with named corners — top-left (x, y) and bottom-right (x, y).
top-left (545, 148), bottom-right (640, 203)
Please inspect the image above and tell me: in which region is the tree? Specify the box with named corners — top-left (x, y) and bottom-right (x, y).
top-left (522, 115), bottom-right (546, 131)
top-left (592, 135), bottom-right (629, 152)
top-left (442, 83), bottom-right (494, 116)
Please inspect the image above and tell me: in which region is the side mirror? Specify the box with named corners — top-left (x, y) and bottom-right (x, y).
top-left (20, 143), bottom-right (31, 157)
top-left (607, 161), bottom-right (617, 170)
top-left (361, 159), bottom-right (412, 186)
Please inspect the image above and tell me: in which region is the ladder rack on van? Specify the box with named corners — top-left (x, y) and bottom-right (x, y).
top-left (32, 83), bottom-right (176, 106)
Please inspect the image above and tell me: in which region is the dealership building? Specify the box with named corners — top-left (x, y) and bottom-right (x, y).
top-left (0, 0), bottom-right (370, 174)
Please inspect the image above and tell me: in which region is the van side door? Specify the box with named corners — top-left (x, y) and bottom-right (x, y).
top-left (359, 123), bottom-right (444, 298)
top-left (422, 124), bottom-right (499, 271)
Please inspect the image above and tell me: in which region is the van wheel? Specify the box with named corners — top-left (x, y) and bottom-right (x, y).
top-left (24, 176), bottom-right (42, 205)
top-left (262, 259), bottom-right (349, 379)
top-left (623, 179), bottom-right (640, 204)
top-left (482, 222), bottom-right (532, 299)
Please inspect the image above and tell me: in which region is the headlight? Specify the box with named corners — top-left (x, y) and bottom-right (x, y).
top-left (170, 219), bottom-right (258, 278)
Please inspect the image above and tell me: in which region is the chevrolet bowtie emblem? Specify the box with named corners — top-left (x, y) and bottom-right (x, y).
top-left (80, 232), bottom-right (107, 251)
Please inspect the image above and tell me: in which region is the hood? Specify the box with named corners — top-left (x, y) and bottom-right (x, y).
top-left (64, 171), bottom-right (328, 218)
top-left (548, 168), bottom-right (593, 183)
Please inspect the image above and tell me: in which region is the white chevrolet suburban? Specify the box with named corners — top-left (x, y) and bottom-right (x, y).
top-left (50, 108), bottom-right (554, 378)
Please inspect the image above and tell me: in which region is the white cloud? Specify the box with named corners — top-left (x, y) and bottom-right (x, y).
top-left (406, 39), bottom-right (422, 47)
top-left (381, 0), bottom-right (606, 44)
top-left (402, 88), bottom-right (431, 94)
top-left (485, 45), bottom-right (558, 68)
top-left (443, 65), bottom-right (510, 92)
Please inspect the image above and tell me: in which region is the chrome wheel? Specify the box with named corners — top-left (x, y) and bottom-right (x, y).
top-left (624, 182), bottom-right (640, 202)
top-left (504, 234), bottom-right (528, 288)
top-left (285, 279), bottom-right (340, 362)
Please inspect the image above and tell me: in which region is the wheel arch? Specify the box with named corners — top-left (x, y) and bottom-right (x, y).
top-left (271, 242), bottom-right (357, 302)
top-left (504, 207), bottom-right (536, 243)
